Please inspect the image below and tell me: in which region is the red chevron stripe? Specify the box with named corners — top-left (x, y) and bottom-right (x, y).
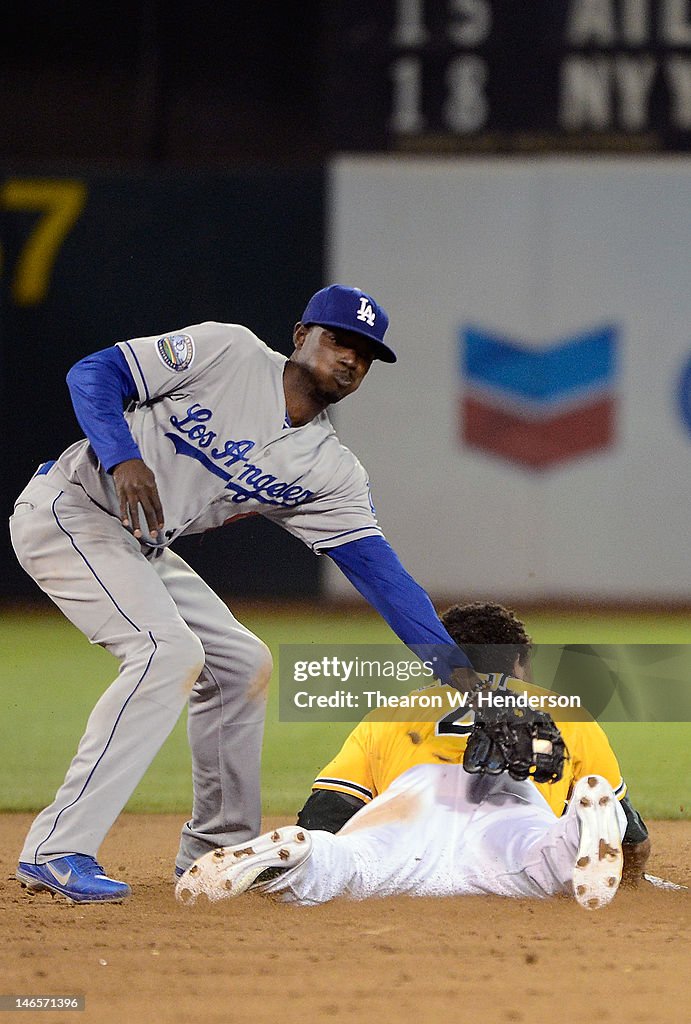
top-left (461, 395), bottom-right (616, 469)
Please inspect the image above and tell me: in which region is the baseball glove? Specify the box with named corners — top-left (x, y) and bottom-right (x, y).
top-left (463, 702), bottom-right (567, 784)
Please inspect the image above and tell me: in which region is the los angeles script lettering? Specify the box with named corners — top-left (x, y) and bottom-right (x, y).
top-left (168, 403), bottom-right (314, 506)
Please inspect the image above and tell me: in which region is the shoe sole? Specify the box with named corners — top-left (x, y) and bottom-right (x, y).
top-left (175, 826), bottom-right (312, 905)
top-left (572, 775), bottom-right (623, 910)
top-left (15, 867), bottom-right (130, 905)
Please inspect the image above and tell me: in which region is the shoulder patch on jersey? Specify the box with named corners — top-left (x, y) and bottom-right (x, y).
top-left (156, 334), bottom-right (194, 372)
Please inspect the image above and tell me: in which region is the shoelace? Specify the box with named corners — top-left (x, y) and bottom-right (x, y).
top-left (66, 855), bottom-right (107, 876)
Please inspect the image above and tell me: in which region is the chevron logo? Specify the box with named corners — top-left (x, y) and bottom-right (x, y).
top-left (459, 324), bottom-right (619, 470)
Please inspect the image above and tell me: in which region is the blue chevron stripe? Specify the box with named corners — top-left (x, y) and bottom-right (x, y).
top-left (461, 324), bottom-right (618, 404)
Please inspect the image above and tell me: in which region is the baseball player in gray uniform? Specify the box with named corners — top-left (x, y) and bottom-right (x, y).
top-left (10, 284), bottom-right (472, 903)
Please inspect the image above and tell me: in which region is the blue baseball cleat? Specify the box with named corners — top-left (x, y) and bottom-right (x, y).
top-left (16, 855), bottom-right (131, 903)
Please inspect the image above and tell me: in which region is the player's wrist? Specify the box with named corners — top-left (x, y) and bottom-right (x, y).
top-left (107, 452), bottom-right (144, 474)
top-left (621, 836), bottom-right (652, 885)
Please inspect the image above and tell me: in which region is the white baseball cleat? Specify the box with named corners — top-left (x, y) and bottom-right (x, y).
top-left (175, 826), bottom-right (312, 905)
top-left (571, 775), bottom-right (623, 910)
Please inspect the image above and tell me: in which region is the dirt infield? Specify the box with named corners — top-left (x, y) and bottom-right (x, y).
top-left (2, 814), bottom-right (689, 1024)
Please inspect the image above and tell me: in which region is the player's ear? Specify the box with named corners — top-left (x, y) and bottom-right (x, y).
top-left (293, 322), bottom-right (307, 350)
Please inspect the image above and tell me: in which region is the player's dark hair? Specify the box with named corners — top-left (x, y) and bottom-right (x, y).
top-left (440, 602), bottom-right (532, 675)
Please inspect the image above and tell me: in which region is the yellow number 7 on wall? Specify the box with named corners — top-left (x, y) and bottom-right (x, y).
top-left (0, 178), bottom-right (86, 306)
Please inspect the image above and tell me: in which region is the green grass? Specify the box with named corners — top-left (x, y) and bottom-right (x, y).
top-left (0, 606), bottom-right (688, 818)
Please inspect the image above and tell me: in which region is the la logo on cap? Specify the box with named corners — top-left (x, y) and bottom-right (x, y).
top-left (300, 283), bottom-right (396, 362)
top-left (356, 296), bottom-right (376, 327)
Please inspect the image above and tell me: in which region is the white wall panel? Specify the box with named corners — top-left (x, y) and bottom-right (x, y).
top-left (324, 157), bottom-right (691, 601)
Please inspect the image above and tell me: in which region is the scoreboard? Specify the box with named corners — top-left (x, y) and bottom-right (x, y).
top-left (322, 0), bottom-right (691, 152)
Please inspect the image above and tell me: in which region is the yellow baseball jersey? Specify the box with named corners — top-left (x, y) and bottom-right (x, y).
top-left (313, 675), bottom-right (626, 818)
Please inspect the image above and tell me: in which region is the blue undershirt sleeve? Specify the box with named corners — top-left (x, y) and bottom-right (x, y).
top-left (66, 346), bottom-right (142, 473)
top-left (326, 535), bottom-right (472, 682)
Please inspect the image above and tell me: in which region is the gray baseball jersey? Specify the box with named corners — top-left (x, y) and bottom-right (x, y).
top-left (57, 322), bottom-right (384, 552)
top-left (11, 322), bottom-right (383, 874)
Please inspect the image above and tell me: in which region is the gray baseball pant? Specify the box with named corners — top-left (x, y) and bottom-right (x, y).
top-left (9, 468), bottom-right (272, 872)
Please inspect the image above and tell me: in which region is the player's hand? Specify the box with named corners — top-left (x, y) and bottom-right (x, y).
top-left (112, 458), bottom-right (164, 540)
top-left (449, 665), bottom-right (483, 694)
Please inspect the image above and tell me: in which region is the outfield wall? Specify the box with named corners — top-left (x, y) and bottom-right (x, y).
top-left (2, 160), bottom-right (689, 604)
top-left (0, 169), bottom-right (324, 599)
top-left (325, 156), bottom-right (691, 602)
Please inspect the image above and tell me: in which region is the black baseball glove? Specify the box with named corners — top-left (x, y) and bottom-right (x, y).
top-left (463, 702), bottom-right (567, 784)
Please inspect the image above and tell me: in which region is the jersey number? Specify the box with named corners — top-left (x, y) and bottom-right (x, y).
top-left (435, 707), bottom-right (475, 737)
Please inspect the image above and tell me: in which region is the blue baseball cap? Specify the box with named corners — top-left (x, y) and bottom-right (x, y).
top-left (301, 284), bottom-right (396, 363)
